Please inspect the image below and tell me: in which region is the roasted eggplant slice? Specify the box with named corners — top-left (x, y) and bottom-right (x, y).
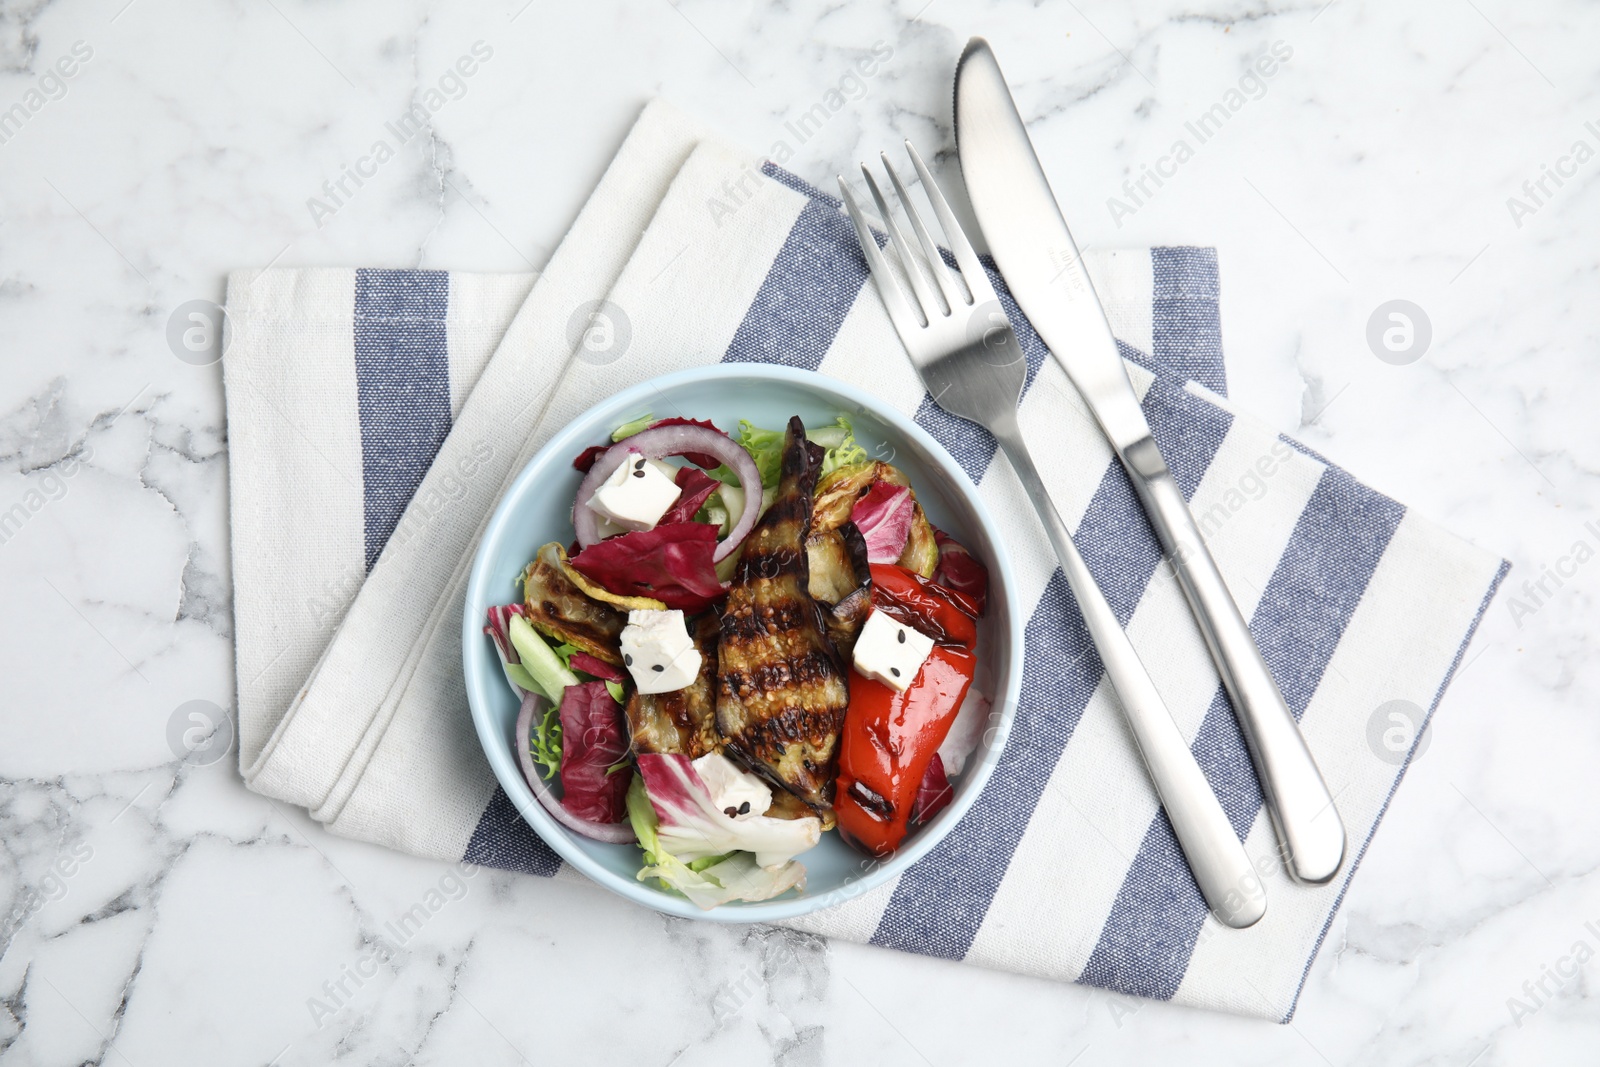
top-left (764, 788), bottom-right (824, 822)
top-left (896, 499), bottom-right (940, 576)
top-left (624, 612), bottom-right (723, 758)
top-left (825, 585), bottom-right (874, 662)
top-left (716, 417), bottom-right (851, 823)
top-left (521, 542), bottom-right (627, 666)
top-left (806, 526), bottom-right (862, 605)
top-left (809, 521), bottom-right (873, 659)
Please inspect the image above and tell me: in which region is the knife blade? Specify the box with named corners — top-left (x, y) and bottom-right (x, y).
top-left (954, 36), bottom-right (1347, 885)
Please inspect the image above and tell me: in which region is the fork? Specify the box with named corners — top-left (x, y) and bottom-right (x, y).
top-left (838, 143), bottom-right (1266, 929)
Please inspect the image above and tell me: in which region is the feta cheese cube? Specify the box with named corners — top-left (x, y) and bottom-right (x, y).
top-left (620, 608), bottom-right (702, 694)
top-left (690, 752), bottom-right (772, 820)
top-left (851, 609), bottom-right (934, 692)
top-left (586, 451), bottom-right (682, 532)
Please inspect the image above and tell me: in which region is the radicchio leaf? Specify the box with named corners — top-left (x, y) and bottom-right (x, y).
top-left (932, 529), bottom-right (989, 615)
top-left (910, 752), bottom-right (954, 825)
top-left (557, 681), bottom-right (631, 824)
top-left (568, 522), bottom-right (726, 612)
top-left (626, 777), bottom-right (807, 909)
top-left (569, 650), bottom-right (626, 682)
top-left (572, 444), bottom-right (609, 472)
top-left (483, 604), bottom-right (539, 696)
top-left (850, 481), bottom-right (915, 564)
top-left (634, 753), bottom-right (820, 870)
top-left (483, 603), bottom-right (527, 660)
top-left (659, 466), bottom-right (722, 526)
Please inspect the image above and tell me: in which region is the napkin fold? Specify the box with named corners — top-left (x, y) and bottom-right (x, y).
top-left (223, 99), bottom-right (1506, 1021)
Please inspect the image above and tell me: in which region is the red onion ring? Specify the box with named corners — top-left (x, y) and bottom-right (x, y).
top-left (572, 423), bottom-right (763, 562)
top-left (514, 690), bottom-right (635, 844)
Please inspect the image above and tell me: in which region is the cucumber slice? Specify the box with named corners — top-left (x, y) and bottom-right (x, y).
top-left (508, 614), bottom-right (579, 703)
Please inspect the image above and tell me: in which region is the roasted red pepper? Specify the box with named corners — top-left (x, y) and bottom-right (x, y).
top-left (866, 563), bottom-right (980, 645)
top-left (835, 565), bottom-right (978, 857)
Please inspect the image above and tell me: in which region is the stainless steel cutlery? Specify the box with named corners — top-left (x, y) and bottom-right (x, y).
top-left (952, 37), bottom-right (1345, 887)
top-left (838, 145), bottom-right (1267, 929)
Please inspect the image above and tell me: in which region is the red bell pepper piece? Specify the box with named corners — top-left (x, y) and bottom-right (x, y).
top-left (867, 563), bottom-right (979, 647)
top-left (835, 564), bottom-right (978, 857)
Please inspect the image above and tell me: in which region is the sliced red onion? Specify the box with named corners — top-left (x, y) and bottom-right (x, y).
top-left (572, 424), bottom-right (762, 562)
top-left (515, 690), bottom-right (635, 844)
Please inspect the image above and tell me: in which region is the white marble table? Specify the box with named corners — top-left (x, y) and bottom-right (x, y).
top-left (2, 0), bottom-right (1595, 1063)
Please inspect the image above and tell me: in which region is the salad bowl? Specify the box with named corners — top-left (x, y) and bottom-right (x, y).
top-left (463, 363), bottom-right (1023, 922)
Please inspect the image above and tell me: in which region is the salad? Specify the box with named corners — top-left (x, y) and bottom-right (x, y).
top-left (483, 412), bottom-right (989, 908)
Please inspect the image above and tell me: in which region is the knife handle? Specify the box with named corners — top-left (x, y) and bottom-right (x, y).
top-left (1120, 435), bottom-right (1347, 884)
top-left (994, 419), bottom-right (1266, 928)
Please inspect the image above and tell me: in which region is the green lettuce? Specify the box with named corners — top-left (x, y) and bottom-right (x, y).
top-left (625, 776), bottom-right (807, 910)
top-left (527, 703), bottom-right (562, 781)
top-left (729, 415), bottom-right (868, 490)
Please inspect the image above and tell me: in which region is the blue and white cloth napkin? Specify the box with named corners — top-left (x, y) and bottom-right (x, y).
top-left (222, 100), bottom-right (1506, 1021)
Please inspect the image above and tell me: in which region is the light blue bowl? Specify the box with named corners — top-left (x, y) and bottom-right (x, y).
top-left (463, 364), bottom-right (1023, 922)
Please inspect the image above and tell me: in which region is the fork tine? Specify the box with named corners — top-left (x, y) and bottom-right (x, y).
top-left (904, 141), bottom-right (997, 305)
top-left (860, 164), bottom-right (948, 322)
top-left (837, 176), bottom-right (927, 338)
top-left (880, 152), bottom-right (971, 312)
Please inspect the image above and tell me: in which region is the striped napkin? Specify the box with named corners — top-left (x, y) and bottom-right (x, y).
top-left (223, 100), bottom-right (1506, 1021)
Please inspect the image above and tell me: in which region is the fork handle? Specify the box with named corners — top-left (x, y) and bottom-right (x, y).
top-left (993, 417), bottom-right (1266, 928)
top-left (1120, 435), bottom-right (1346, 885)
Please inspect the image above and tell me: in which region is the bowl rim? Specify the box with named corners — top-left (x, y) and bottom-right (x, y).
top-left (463, 362), bottom-right (1023, 922)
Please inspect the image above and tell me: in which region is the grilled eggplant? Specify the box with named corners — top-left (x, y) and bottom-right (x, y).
top-left (807, 521), bottom-right (874, 659)
top-left (522, 542), bottom-right (626, 666)
top-left (716, 417), bottom-right (851, 822)
top-left (624, 612), bottom-right (723, 758)
top-left (805, 527), bottom-right (861, 605)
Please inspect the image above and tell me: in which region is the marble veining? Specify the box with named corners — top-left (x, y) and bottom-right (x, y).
top-left (1, 0), bottom-right (1597, 1063)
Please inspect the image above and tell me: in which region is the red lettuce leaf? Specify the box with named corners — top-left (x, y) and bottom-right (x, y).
top-left (660, 466), bottom-right (721, 526)
top-left (557, 681), bottom-right (631, 824)
top-left (909, 752), bottom-right (953, 825)
top-left (482, 603), bottom-right (528, 662)
top-left (851, 482), bottom-right (914, 564)
top-left (570, 650), bottom-right (625, 682)
top-left (932, 529), bottom-right (988, 615)
top-left (572, 444), bottom-right (609, 473)
top-left (568, 521), bottom-right (725, 611)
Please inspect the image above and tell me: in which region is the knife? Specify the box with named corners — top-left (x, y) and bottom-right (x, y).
top-left (953, 37), bottom-right (1346, 885)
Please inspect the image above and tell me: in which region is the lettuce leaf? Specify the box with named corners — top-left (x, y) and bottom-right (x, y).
top-left (814, 415), bottom-right (869, 478)
top-left (635, 753), bottom-right (820, 869)
top-left (932, 528), bottom-right (989, 615)
top-left (851, 482), bottom-right (914, 563)
top-left (659, 466), bottom-right (721, 526)
top-left (567, 521), bottom-right (726, 612)
top-left (729, 416), bottom-right (869, 490)
top-left (527, 703), bottom-right (562, 781)
top-left (626, 776), bottom-right (808, 910)
top-left (557, 681), bottom-right (631, 824)
top-left (484, 605), bottom-right (540, 696)
top-left (910, 751), bottom-right (954, 825)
